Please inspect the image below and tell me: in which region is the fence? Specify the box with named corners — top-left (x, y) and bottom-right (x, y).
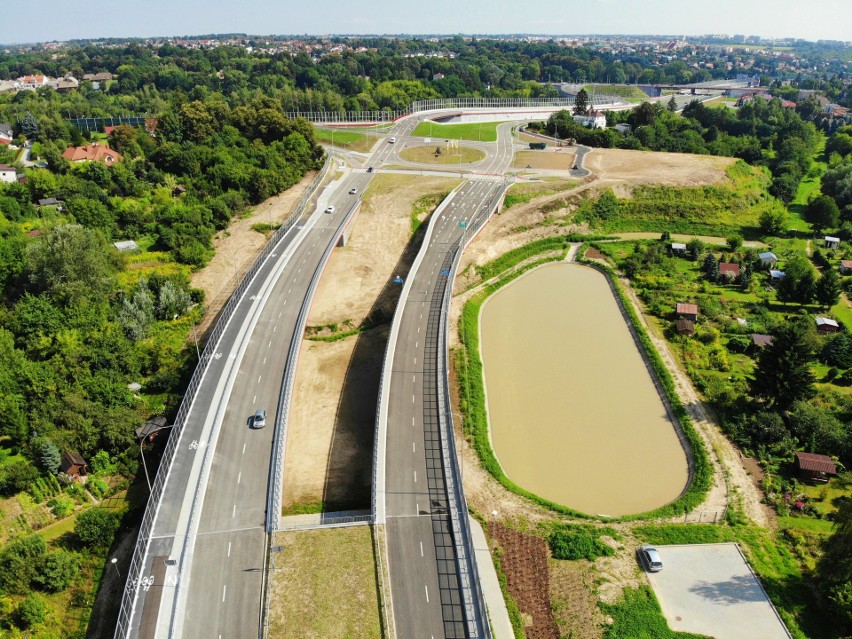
top-left (113, 155), bottom-right (331, 639)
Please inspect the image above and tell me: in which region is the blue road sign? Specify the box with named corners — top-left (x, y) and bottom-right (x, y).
top-left (393, 276), bottom-right (404, 284)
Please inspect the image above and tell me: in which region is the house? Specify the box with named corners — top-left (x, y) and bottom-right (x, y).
top-left (136, 416), bottom-right (169, 444)
top-left (718, 262), bottom-right (740, 280)
top-left (824, 236), bottom-right (840, 249)
top-left (794, 452), bottom-right (837, 483)
top-left (769, 269), bottom-right (785, 281)
top-left (675, 318), bottom-right (695, 335)
top-left (815, 317), bottom-right (840, 334)
top-left (759, 251), bottom-right (778, 267)
top-left (37, 197), bottom-right (64, 210)
top-left (670, 242), bottom-right (687, 255)
top-left (840, 260), bottom-right (852, 275)
top-left (0, 164), bottom-right (17, 184)
top-left (18, 74), bottom-right (49, 89)
top-left (676, 302), bottom-right (699, 322)
top-left (0, 122), bottom-right (13, 144)
top-left (113, 240), bottom-right (139, 252)
top-left (573, 110), bottom-right (607, 129)
top-left (614, 123), bottom-right (632, 134)
top-left (60, 451), bottom-right (88, 477)
top-left (56, 75), bottom-right (79, 93)
top-left (751, 334), bottom-right (774, 348)
top-left (61, 143), bottom-right (123, 165)
top-left (432, 73), bottom-right (445, 81)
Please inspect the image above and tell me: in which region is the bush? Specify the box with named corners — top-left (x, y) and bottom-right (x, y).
top-left (0, 535), bottom-right (47, 594)
top-left (549, 526), bottom-right (614, 561)
top-left (16, 593), bottom-right (47, 628)
top-left (47, 496), bottom-right (74, 517)
top-left (74, 508), bottom-right (120, 548)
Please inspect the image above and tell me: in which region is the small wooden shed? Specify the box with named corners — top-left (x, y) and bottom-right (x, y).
top-left (675, 319), bottom-right (695, 336)
top-left (751, 334), bottom-right (774, 348)
top-left (676, 303), bottom-right (699, 322)
top-left (816, 317), bottom-right (840, 334)
top-left (794, 452), bottom-right (837, 483)
top-left (60, 451), bottom-right (89, 477)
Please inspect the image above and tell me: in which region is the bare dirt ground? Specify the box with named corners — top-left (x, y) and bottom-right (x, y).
top-left (282, 174), bottom-right (461, 510)
top-left (513, 149), bottom-right (576, 170)
top-left (583, 148), bottom-right (736, 189)
top-left (191, 171), bottom-right (317, 335)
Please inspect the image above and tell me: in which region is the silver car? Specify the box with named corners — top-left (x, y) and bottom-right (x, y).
top-left (638, 545), bottom-right (663, 572)
top-left (252, 409), bottom-right (267, 429)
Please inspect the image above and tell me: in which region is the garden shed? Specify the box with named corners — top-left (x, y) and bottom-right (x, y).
top-left (60, 451), bottom-right (89, 477)
top-left (759, 252), bottom-right (778, 267)
top-left (815, 317), bottom-right (840, 334)
top-left (675, 319), bottom-right (695, 336)
top-left (794, 452), bottom-right (837, 483)
top-left (824, 236), bottom-right (840, 249)
top-left (676, 303), bottom-right (699, 322)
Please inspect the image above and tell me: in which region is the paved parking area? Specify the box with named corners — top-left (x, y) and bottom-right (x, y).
top-left (645, 543), bottom-right (791, 639)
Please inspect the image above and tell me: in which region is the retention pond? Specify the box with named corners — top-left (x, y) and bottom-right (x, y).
top-left (479, 262), bottom-right (688, 516)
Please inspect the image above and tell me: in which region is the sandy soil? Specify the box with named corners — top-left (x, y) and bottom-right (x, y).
top-left (190, 171), bottom-right (317, 334)
top-left (282, 174), bottom-right (461, 510)
top-left (583, 148), bottom-right (736, 189)
top-left (513, 149), bottom-right (576, 170)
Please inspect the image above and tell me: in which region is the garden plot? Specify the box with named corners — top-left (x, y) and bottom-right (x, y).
top-left (645, 543), bottom-right (791, 639)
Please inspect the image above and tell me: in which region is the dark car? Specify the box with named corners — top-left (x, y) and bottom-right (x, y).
top-left (366, 166), bottom-right (374, 173)
top-left (637, 545), bottom-right (663, 572)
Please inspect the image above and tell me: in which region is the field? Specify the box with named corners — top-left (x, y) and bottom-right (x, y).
top-left (314, 127), bottom-right (376, 153)
top-left (512, 149), bottom-right (576, 170)
top-left (267, 526), bottom-right (382, 639)
top-left (584, 84), bottom-right (652, 100)
top-left (399, 144), bottom-right (485, 164)
top-left (411, 120), bottom-right (500, 142)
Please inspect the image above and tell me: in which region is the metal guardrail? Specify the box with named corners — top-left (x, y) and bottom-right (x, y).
top-left (265, 199), bottom-right (363, 534)
top-left (114, 156), bottom-right (331, 639)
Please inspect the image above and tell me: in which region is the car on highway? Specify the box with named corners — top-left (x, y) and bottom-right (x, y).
top-left (324, 205), bottom-right (335, 214)
top-left (388, 137), bottom-right (396, 144)
top-left (252, 409), bottom-right (267, 429)
top-left (366, 166), bottom-right (374, 172)
top-left (349, 187), bottom-right (358, 195)
top-left (637, 545), bottom-right (663, 572)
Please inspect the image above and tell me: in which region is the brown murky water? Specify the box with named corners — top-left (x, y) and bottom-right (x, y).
top-left (480, 262), bottom-right (688, 516)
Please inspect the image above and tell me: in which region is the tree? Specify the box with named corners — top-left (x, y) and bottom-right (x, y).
top-left (686, 237), bottom-right (704, 261)
top-left (758, 202), bottom-right (788, 236)
top-left (777, 255), bottom-right (817, 305)
top-left (726, 235), bottom-right (743, 251)
top-left (667, 95), bottom-right (678, 112)
top-left (20, 113), bottom-right (39, 140)
top-left (816, 268), bottom-right (842, 308)
top-left (38, 439), bottom-right (61, 474)
top-left (750, 318), bottom-right (816, 410)
top-left (806, 195), bottom-right (841, 232)
top-left (74, 508), bottom-right (120, 548)
top-left (702, 252), bottom-right (719, 281)
top-left (572, 88), bottom-right (589, 115)
top-left (34, 550), bottom-right (79, 593)
top-left (787, 401), bottom-right (848, 458)
top-left (817, 498), bottom-right (852, 629)
top-left (822, 332), bottom-right (852, 369)
top-left (0, 535), bottom-right (47, 594)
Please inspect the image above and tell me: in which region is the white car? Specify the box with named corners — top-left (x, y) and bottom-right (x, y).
top-left (388, 137), bottom-right (396, 144)
top-left (324, 205), bottom-right (335, 214)
top-left (349, 188), bottom-right (358, 195)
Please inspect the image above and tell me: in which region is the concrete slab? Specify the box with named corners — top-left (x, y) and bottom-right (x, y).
top-left (469, 517), bottom-right (514, 639)
top-left (646, 543), bottom-right (791, 639)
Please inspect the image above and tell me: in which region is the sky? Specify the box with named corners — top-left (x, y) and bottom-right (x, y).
top-left (1, 0), bottom-right (850, 45)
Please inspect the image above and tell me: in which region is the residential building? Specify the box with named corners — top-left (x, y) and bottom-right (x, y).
top-left (573, 110), bottom-right (607, 129)
top-left (840, 260), bottom-right (852, 275)
top-left (62, 143), bottom-right (123, 165)
top-left (0, 164), bottom-right (16, 184)
top-left (718, 262), bottom-right (740, 280)
top-left (0, 122), bottom-right (13, 144)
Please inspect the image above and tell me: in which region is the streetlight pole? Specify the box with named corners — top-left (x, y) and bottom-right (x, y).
top-left (110, 557), bottom-right (121, 579)
top-left (139, 424), bottom-right (175, 493)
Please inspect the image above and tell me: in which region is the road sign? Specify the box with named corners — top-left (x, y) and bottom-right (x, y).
top-left (440, 269), bottom-right (450, 276)
top-left (393, 276), bottom-right (404, 284)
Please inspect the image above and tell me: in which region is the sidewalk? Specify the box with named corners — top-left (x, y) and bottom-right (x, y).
top-left (469, 516), bottom-right (514, 639)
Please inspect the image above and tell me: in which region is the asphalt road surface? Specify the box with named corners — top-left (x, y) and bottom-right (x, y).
top-left (382, 121), bottom-right (515, 638)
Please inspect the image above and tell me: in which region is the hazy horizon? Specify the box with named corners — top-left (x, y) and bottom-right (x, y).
top-left (0, 0), bottom-right (849, 47)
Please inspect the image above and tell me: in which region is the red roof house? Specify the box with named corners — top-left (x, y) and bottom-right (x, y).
top-left (676, 303), bottom-right (699, 321)
top-left (719, 262), bottom-right (741, 280)
top-left (62, 143), bottom-right (122, 164)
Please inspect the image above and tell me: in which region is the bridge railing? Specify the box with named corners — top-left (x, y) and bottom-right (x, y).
top-left (114, 155), bottom-right (330, 639)
top-left (433, 183), bottom-right (508, 639)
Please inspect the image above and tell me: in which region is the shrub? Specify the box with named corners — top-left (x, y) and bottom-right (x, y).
top-left (549, 526), bottom-right (614, 561)
top-left (16, 593), bottom-right (47, 628)
top-left (74, 508), bottom-right (120, 548)
top-left (34, 550), bottom-right (79, 593)
top-left (47, 496), bottom-right (74, 517)
top-left (0, 535), bottom-right (47, 594)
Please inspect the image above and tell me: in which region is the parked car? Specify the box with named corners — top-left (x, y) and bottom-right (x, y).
top-left (324, 205), bottom-right (335, 214)
top-left (349, 188), bottom-right (358, 195)
top-left (252, 409), bottom-right (267, 429)
top-left (637, 545), bottom-right (663, 572)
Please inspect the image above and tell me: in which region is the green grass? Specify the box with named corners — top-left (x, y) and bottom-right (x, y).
top-left (584, 84), bottom-right (652, 100)
top-left (410, 191), bottom-right (449, 236)
top-left (787, 134), bottom-right (827, 231)
top-left (313, 128), bottom-right (369, 150)
top-left (281, 500), bottom-right (328, 516)
top-left (830, 295), bottom-right (852, 330)
top-left (777, 516), bottom-right (835, 533)
top-left (411, 120), bottom-right (500, 142)
top-left (634, 524), bottom-right (737, 545)
top-left (475, 236), bottom-right (568, 282)
top-left (502, 180), bottom-right (577, 209)
top-left (601, 586), bottom-right (709, 639)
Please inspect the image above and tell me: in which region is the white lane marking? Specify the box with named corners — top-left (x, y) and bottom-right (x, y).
top-left (288, 288), bottom-right (292, 294)
top-left (278, 312), bottom-right (282, 318)
top-left (415, 341), bottom-right (418, 349)
top-left (258, 375), bottom-right (262, 383)
top-left (232, 504), bottom-right (236, 517)
top-left (242, 443), bottom-right (246, 454)
top-left (412, 442), bottom-right (416, 452)
top-left (414, 357), bottom-right (417, 365)
top-left (412, 394), bottom-right (415, 403)
top-left (425, 585), bottom-right (429, 603)
top-left (263, 357), bottom-right (267, 365)
top-left (227, 542), bottom-right (231, 557)
top-left (222, 585), bottom-right (227, 602)
top-left (237, 472), bottom-right (241, 484)
top-left (414, 471), bottom-right (417, 483)
top-left (416, 503), bottom-right (419, 513)
top-left (420, 541), bottom-right (424, 557)
top-left (412, 375), bottom-right (415, 383)
top-left (268, 341), bottom-right (272, 348)
top-left (417, 326), bottom-right (420, 333)
top-left (253, 395), bottom-right (256, 404)
top-left (273, 326), bottom-right (277, 332)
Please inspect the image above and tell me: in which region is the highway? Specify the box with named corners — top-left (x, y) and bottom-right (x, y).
top-left (124, 166), bottom-right (373, 639)
top-left (379, 121), bottom-right (515, 637)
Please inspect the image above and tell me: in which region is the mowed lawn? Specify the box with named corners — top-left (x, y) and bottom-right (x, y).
top-left (268, 526), bottom-right (382, 639)
top-left (314, 128), bottom-right (376, 153)
top-left (412, 120), bottom-right (500, 142)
